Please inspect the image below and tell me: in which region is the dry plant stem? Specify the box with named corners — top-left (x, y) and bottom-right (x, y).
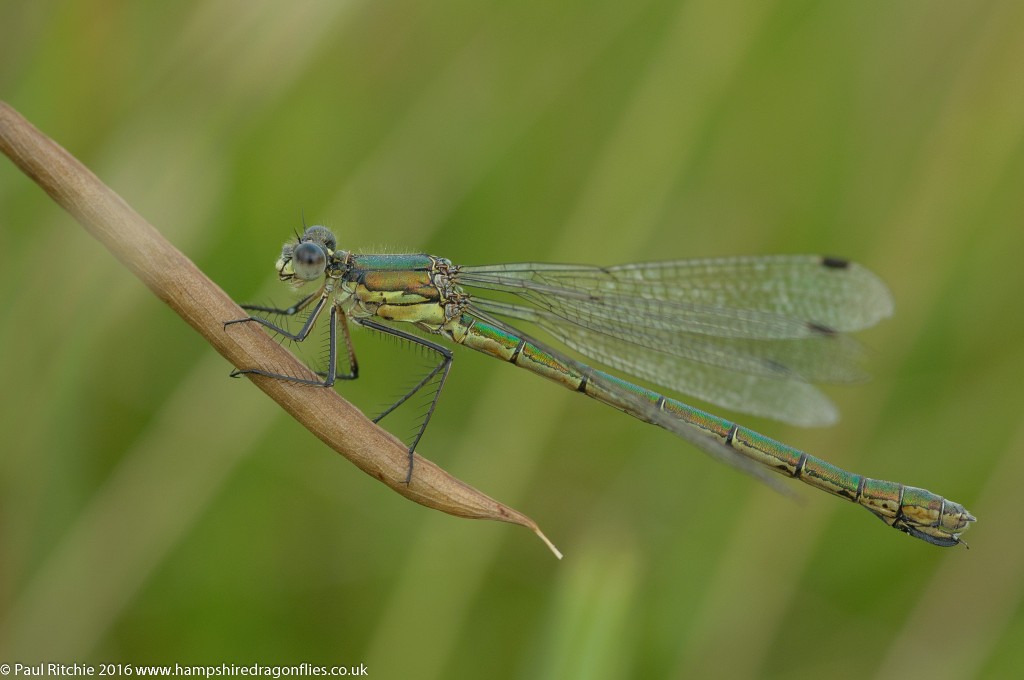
top-left (0, 100), bottom-right (561, 559)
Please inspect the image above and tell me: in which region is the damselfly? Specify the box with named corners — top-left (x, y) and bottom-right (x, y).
top-left (227, 225), bottom-right (974, 547)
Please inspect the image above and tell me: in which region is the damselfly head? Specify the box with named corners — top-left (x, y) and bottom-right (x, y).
top-left (276, 225), bottom-right (338, 283)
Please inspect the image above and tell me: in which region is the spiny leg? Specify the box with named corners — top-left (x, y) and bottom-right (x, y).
top-left (226, 301), bottom-right (358, 386)
top-left (225, 292), bottom-right (329, 342)
top-left (239, 292), bottom-right (319, 317)
top-left (356, 319), bottom-right (453, 483)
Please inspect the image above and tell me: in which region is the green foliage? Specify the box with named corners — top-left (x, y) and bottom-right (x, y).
top-left (1, 1), bottom-right (1021, 677)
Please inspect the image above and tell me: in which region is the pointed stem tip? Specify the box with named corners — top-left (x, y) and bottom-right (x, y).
top-left (534, 526), bottom-right (563, 560)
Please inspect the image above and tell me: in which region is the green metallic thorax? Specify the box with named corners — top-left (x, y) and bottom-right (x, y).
top-left (337, 253), bottom-right (458, 330)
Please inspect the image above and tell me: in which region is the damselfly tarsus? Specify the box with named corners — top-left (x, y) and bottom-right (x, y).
top-left (227, 225), bottom-right (974, 547)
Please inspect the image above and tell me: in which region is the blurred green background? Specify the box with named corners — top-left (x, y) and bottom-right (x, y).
top-left (1, 1), bottom-right (1022, 678)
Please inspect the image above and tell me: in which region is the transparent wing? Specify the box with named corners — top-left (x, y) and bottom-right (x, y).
top-left (458, 256), bottom-right (893, 425)
top-left (463, 302), bottom-right (797, 497)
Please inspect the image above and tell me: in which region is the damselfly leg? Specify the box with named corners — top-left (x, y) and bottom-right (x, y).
top-left (227, 303), bottom-right (453, 482)
top-left (355, 318), bottom-right (453, 481)
top-left (225, 298), bottom-right (358, 385)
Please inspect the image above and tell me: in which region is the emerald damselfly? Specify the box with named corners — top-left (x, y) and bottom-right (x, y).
top-left (227, 225), bottom-right (974, 547)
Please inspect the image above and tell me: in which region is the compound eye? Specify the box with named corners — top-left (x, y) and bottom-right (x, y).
top-left (303, 225), bottom-right (337, 251)
top-left (292, 241), bottom-right (327, 280)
